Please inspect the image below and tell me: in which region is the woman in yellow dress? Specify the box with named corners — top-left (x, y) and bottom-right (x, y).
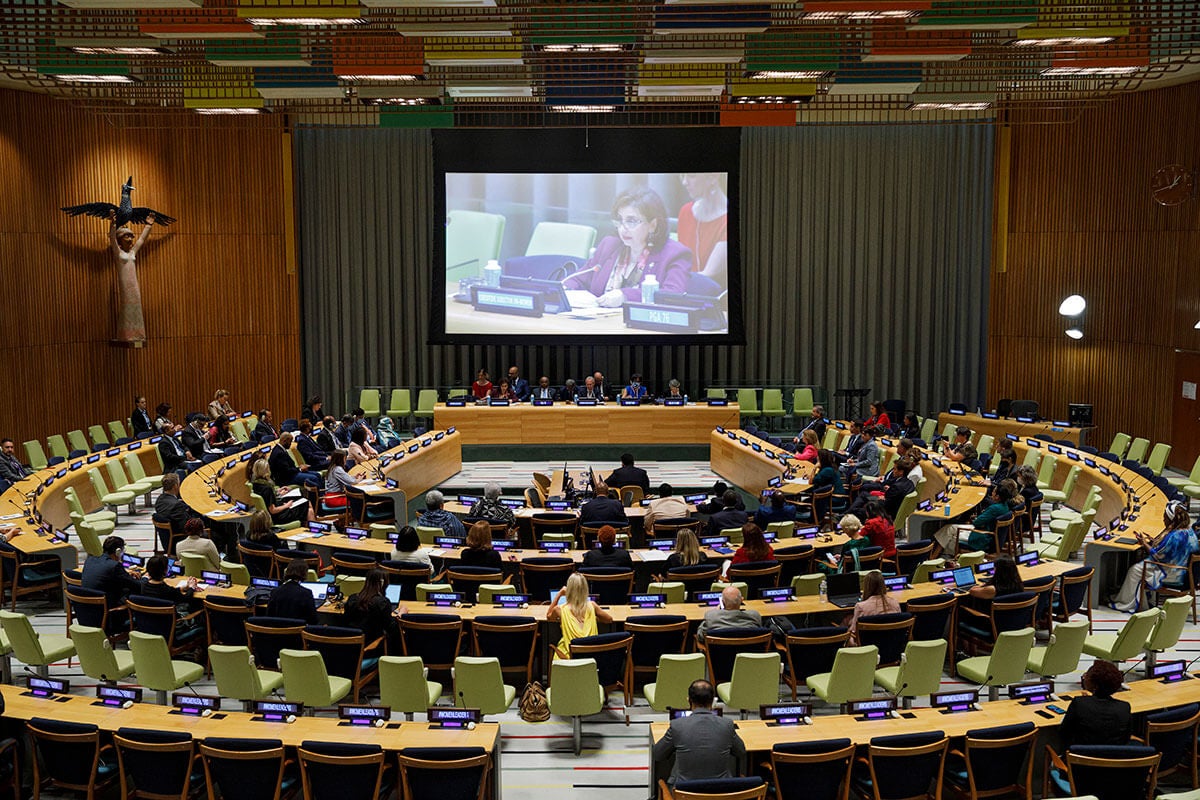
top-left (547, 573), bottom-right (613, 659)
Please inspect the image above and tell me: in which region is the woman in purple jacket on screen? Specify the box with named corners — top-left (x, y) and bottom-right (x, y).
top-left (564, 187), bottom-right (693, 307)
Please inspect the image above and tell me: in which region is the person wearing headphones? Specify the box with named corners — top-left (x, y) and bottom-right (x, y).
top-left (81, 535), bottom-right (142, 609)
top-left (251, 408), bottom-right (277, 443)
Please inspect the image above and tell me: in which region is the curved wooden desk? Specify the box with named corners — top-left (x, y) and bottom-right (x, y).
top-left (937, 410), bottom-right (1088, 447)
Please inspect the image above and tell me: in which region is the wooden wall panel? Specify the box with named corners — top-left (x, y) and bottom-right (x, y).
top-left (0, 90), bottom-right (300, 450)
top-left (989, 82), bottom-right (1200, 465)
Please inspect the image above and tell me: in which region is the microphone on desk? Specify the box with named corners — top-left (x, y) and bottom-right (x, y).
top-left (182, 681), bottom-right (214, 716)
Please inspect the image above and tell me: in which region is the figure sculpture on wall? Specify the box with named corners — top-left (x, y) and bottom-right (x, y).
top-left (61, 176), bottom-right (176, 345)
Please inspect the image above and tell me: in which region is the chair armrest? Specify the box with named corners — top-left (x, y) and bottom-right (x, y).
top-left (948, 748), bottom-right (966, 760)
top-left (1042, 745), bottom-right (1066, 799)
top-left (959, 605), bottom-right (989, 620)
top-left (180, 609), bottom-right (204, 623)
top-left (364, 636), bottom-right (385, 657)
top-left (501, 575), bottom-right (513, 586)
top-left (658, 778), bottom-right (676, 800)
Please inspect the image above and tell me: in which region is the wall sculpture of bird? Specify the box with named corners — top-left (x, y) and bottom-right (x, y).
top-left (60, 176), bottom-right (177, 226)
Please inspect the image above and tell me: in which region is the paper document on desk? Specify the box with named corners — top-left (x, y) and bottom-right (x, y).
top-left (208, 509), bottom-right (230, 517)
top-left (290, 531), bottom-right (317, 540)
top-left (0, 514), bottom-right (21, 521)
top-left (638, 550), bottom-right (670, 563)
top-left (280, 488), bottom-right (302, 500)
top-left (564, 290), bottom-right (598, 308)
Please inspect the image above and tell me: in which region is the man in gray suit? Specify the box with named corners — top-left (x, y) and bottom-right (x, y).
top-left (652, 680), bottom-right (746, 786)
top-left (695, 586), bottom-right (763, 642)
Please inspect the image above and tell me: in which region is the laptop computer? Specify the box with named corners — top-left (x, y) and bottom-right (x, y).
top-left (826, 572), bottom-right (861, 608)
top-left (948, 566), bottom-right (977, 594)
top-left (385, 584), bottom-right (403, 605)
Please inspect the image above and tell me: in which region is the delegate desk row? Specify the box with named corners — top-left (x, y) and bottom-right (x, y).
top-left (936, 410), bottom-right (1089, 447)
top-left (1, 438), bottom-right (166, 569)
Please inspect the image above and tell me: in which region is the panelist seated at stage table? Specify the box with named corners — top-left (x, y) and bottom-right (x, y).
top-left (840, 425), bottom-right (880, 478)
top-left (489, 380), bottom-right (518, 403)
top-left (658, 379), bottom-right (686, 404)
top-left (592, 372), bottom-right (610, 400)
top-left (645, 484), bottom-right (691, 529)
top-left (82, 535), bottom-right (142, 610)
top-left (153, 473), bottom-right (200, 553)
top-left (0, 438), bottom-right (30, 482)
top-left (267, 558), bottom-right (319, 625)
top-left (548, 573), bottom-right (613, 659)
top-left (1112, 501), bottom-right (1197, 613)
top-left (579, 483), bottom-right (628, 526)
top-left (652, 679), bottom-right (745, 788)
top-left (469, 483), bottom-right (517, 529)
top-left (582, 525), bottom-right (634, 568)
top-left (563, 187), bottom-right (694, 308)
top-left (607, 453), bottom-right (651, 492)
top-left (269, 433), bottom-right (321, 488)
top-left (417, 490), bottom-right (466, 538)
top-left (506, 366), bottom-right (531, 402)
top-left (706, 491), bottom-right (748, 537)
top-left (530, 376), bottom-right (558, 402)
top-left (1059, 661), bottom-right (1132, 748)
top-left (558, 379), bottom-right (577, 403)
top-left (295, 420), bottom-right (330, 471)
top-left (621, 374), bottom-right (650, 402)
top-left (575, 376), bottom-right (605, 402)
top-left (471, 369), bottom-right (493, 400)
top-left (695, 586), bottom-right (762, 643)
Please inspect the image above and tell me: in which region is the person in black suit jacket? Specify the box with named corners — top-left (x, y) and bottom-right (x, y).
top-left (697, 482), bottom-right (745, 516)
top-left (295, 420), bottom-right (330, 470)
top-left (579, 483), bottom-right (628, 525)
top-left (156, 432), bottom-right (192, 478)
top-left (81, 535), bottom-right (141, 609)
top-left (266, 558), bottom-right (318, 624)
top-left (152, 473), bottom-right (199, 552)
top-left (180, 414), bottom-right (220, 461)
top-left (268, 433), bottom-right (321, 488)
top-left (558, 379), bottom-right (577, 403)
top-left (606, 453), bottom-right (650, 492)
top-left (0, 439), bottom-right (30, 483)
top-left (848, 458), bottom-right (915, 519)
top-left (706, 490), bottom-right (749, 536)
top-left (531, 376), bottom-right (558, 402)
top-left (130, 395), bottom-right (153, 437)
top-left (315, 416), bottom-right (339, 453)
top-left (252, 409), bottom-right (278, 443)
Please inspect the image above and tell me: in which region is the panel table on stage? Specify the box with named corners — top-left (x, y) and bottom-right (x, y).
top-left (937, 411), bottom-right (1089, 447)
top-left (432, 401), bottom-right (740, 445)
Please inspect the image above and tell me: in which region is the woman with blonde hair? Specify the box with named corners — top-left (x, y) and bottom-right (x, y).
top-left (547, 572), bottom-right (613, 659)
top-left (208, 389), bottom-right (234, 420)
top-left (666, 528), bottom-right (702, 571)
top-left (250, 458), bottom-right (309, 526)
top-left (817, 514), bottom-right (870, 574)
top-left (795, 429), bottom-right (820, 463)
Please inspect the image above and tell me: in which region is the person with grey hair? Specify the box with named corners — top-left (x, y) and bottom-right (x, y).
top-left (558, 378), bottom-right (577, 403)
top-left (416, 489), bottom-right (465, 537)
top-left (469, 482), bottom-right (516, 528)
top-left (695, 585), bottom-right (762, 642)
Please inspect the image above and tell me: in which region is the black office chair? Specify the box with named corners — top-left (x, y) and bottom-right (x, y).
top-left (519, 557), bottom-right (576, 599)
top-left (701, 628), bottom-right (772, 687)
top-left (907, 593), bottom-right (958, 672)
top-left (853, 730), bottom-right (948, 800)
top-left (1141, 702), bottom-right (1200, 787)
top-left (471, 616), bottom-right (539, 687)
top-left (775, 545), bottom-right (815, 586)
top-left (199, 737), bottom-right (298, 800)
top-left (330, 551), bottom-right (377, 577)
top-left (958, 592), bottom-right (1036, 654)
top-left (397, 747), bottom-right (491, 800)
top-left (113, 727), bottom-right (200, 800)
top-left (237, 540), bottom-right (276, 579)
top-left (1044, 744), bottom-right (1160, 800)
top-left (855, 613), bottom-right (914, 667)
top-left (726, 561), bottom-right (782, 599)
top-left (569, 632), bottom-right (634, 720)
top-left (204, 595), bottom-right (252, 647)
top-left (446, 567), bottom-right (506, 604)
top-left (883, 540), bottom-right (934, 579)
top-left (577, 567), bottom-right (635, 606)
top-left (245, 617), bottom-right (307, 670)
top-left (127, 594), bottom-right (204, 657)
top-left (1052, 566), bottom-right (1095, 631)
top-left (297, 741), bottom-right (390, 800)
top-left (624, 615), bottom-right (689, 686)
top-left (781, 627), bottom-right (851, 700)
top-left (398, 613), bottom-right (464, 679)
top-left (27, 717), bottom-right (118, 799)
top-left (667, 565), bottom-right (722, 599)
top-left (945, 722), bottom-right (1036, 800)
top-left (1010, 400), bottom-right (1040, 419)
top-left (65, 585), bottom-right (128, 639)
top-left (769, 739), bottom-right (855, 800)
top-left (668, 777), bottom-right (766, 800)
top-left (379, 560), bottom-right (433, 602)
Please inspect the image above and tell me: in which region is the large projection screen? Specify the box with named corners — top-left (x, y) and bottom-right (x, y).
top-left (431, 128), bottom-right (742, 345)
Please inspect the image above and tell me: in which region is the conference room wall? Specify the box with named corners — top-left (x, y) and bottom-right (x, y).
top-left (296, 125), bottom-right (993, 416)
top-left (989, 81), bottom-right (1200, 460)
top-left (0, 89), bottom-right (301, 448)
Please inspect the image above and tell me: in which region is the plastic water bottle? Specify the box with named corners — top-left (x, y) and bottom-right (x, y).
top-left (683, 394), bottom-right (689, 405)
top-left (944, 503), bottom-right (951, 517)
top-left (483, 259), bottom-right (502, 287)
top-left (819, 579), bottom-right (827, 602)
top-left (641, 273), bottom-right (659, 304)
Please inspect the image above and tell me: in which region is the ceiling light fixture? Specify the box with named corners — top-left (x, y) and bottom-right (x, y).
top-left (68, 46), bottom-right (165, 55)
top-left (1012, 36), bottom-right (1116, 47)
top-left (1065, 327), bottom-right (1084, 340)
top-left (805, 9), bottom-right (919, 19)
top-left (1058, 295), bottom-right (1087, 316)
top-left (50, 74), bottom-right (137, 83)
top-left (539, 43), bottom-right (625, 53)
top-left (1042, 65), bottom-right (1140, 76)
top-left (361, 97), bottom-right (431, 106)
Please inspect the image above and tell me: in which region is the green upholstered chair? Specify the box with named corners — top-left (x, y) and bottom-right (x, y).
top-left (525, 221), bottom-right (597, 259)
top-left (1020, 448), bottom-right (1041, 470)
top-left (1049, 485), bottom-right (1101, 524)
top-left (706, 388), bottom-right (727, 401)
top-left (761, 390), bottom-right (785, 430)
top-left (66, 485), bottom-right (117, 526)
top-left (1167, 455), bottom-right (1200, 489)
top-left (647, 582), bottom-right (686, 604)
top-left (179, 553), bottom-right (210, 579)
top-left (805, 645), bottom-right (878, 709)
top-left (956, 551), bottom-right (987, 568)
top-left (69, 623), bottom-right (135, 684)
top-left (380, 656), bottom-right (443, 721)
top-left (956, 628), bottom-right (1035, 701)
top-left (358, 389), bottom-right (381, 420)
top-left (453, 656), bottom-right (516, 717)
top-left (644, 653), bottom-right (706, 713)
top-left (911, 558), bottom-right (948, 584)
top-left (1037, 511), bottom-right (1095, 562)
top-left (547, 657), bottom-right (605, 756)
top-left (792, 573), bottom-right (825, 596)
top-left (70, 513), bottom-right (107, 558)
top-left (415, 525), bottom-right (445, 546)
top-left (67, 429), bottom-right (90, 454)
top-left (1108, 432), bottom-right (1131, 459)
top-left (445, 209), bottom-right (505, 284)
top-left (220, 561), bottom-right (251, 587)
top-left (124, 453), bottom-right (164, 491)
top-left (976, 434), bottom-right (995, 458)
top-left (717, 652), bottom-right (781, 718)
top-left (106, 421), bottom-right (128, 444)
top-left (88, 424), bottom-right (109, 449)
top-left (893, 491), bottom-right (919, 538)
top-left (920, 418), bottom-right (937, 443)
top-left (387, 389), bottom-right (413, 418)
top-left (1035, 455), bottom-right (1058, 490)
top-left (1041, 465), bottom-right (1081, 507)
top-left (1026, 620), bottom-right (1088, 679)
top-left (476, 584), bottom-right (515, 604)
top-left (1143, 596), bottom-right (1192, 674)
top-left (128, 631), bottom-right (205, 704)
top-left (335, 575), bottom-right (366, 598)
top-left (822, 428), bottom-right (841, 450)
top-left (279, 648), bottom-right (352, 711)
top-left (23, 440), bottom-right (47, 471)
top-left (415, 583), bottom-right (453, 602)
top-left (1145, 443), bottom-right (1172, 476)
top-left (105, 459), bottom-right (152, 507)
top-left (209, 644), bottom-right (284, 709)
top-left (874, 639), bottom-right (947, 708)
top-left (0, 610), bottom-right (75, 677)
top-left (737, 388), bottom-right (760, 421)
top-left (88, 468), bottom-right (136, 515)
top-left (0, 628), bottom-right (12, 684)
top-left (229, 419), bottom-right (250, 443)
top-left (1126, 437), bottom-right (1150, 464)
top-left (1082, 608), bottom-right (1160, 665)
top-left (792, 388), bottom-right (814, 418)
top-left (47, 434), bottom-right (69, 461)
top-left (414, 390), bottom-right (438, 422)
top-left (766, 520), bottom-right (795, 540)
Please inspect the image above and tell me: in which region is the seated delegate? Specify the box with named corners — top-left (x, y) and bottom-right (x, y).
top-left (563, 186), bottom-right (693, 307)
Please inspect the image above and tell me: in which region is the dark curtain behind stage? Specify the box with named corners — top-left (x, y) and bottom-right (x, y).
top-left (294, 125), bottom-right (993, 418)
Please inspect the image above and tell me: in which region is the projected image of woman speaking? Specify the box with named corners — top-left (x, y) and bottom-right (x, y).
top-left (563, 187), bottom-right (694, 308)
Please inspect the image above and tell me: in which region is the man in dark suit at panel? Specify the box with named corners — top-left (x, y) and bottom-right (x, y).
top-left (507, 366), bottom-right (530, 402)
top-left (578, 482), bottom-right (628, 526)
top-left (652, 679), bottom-right (746, 786)
top-left (531, 376), bottom-right (557, 402)
top-left (268, 432), bottom-right (321, 488)
top-left (607, 453), bottom-right (650, 493)
top-left (180, 414), bottom-right (220, 461)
